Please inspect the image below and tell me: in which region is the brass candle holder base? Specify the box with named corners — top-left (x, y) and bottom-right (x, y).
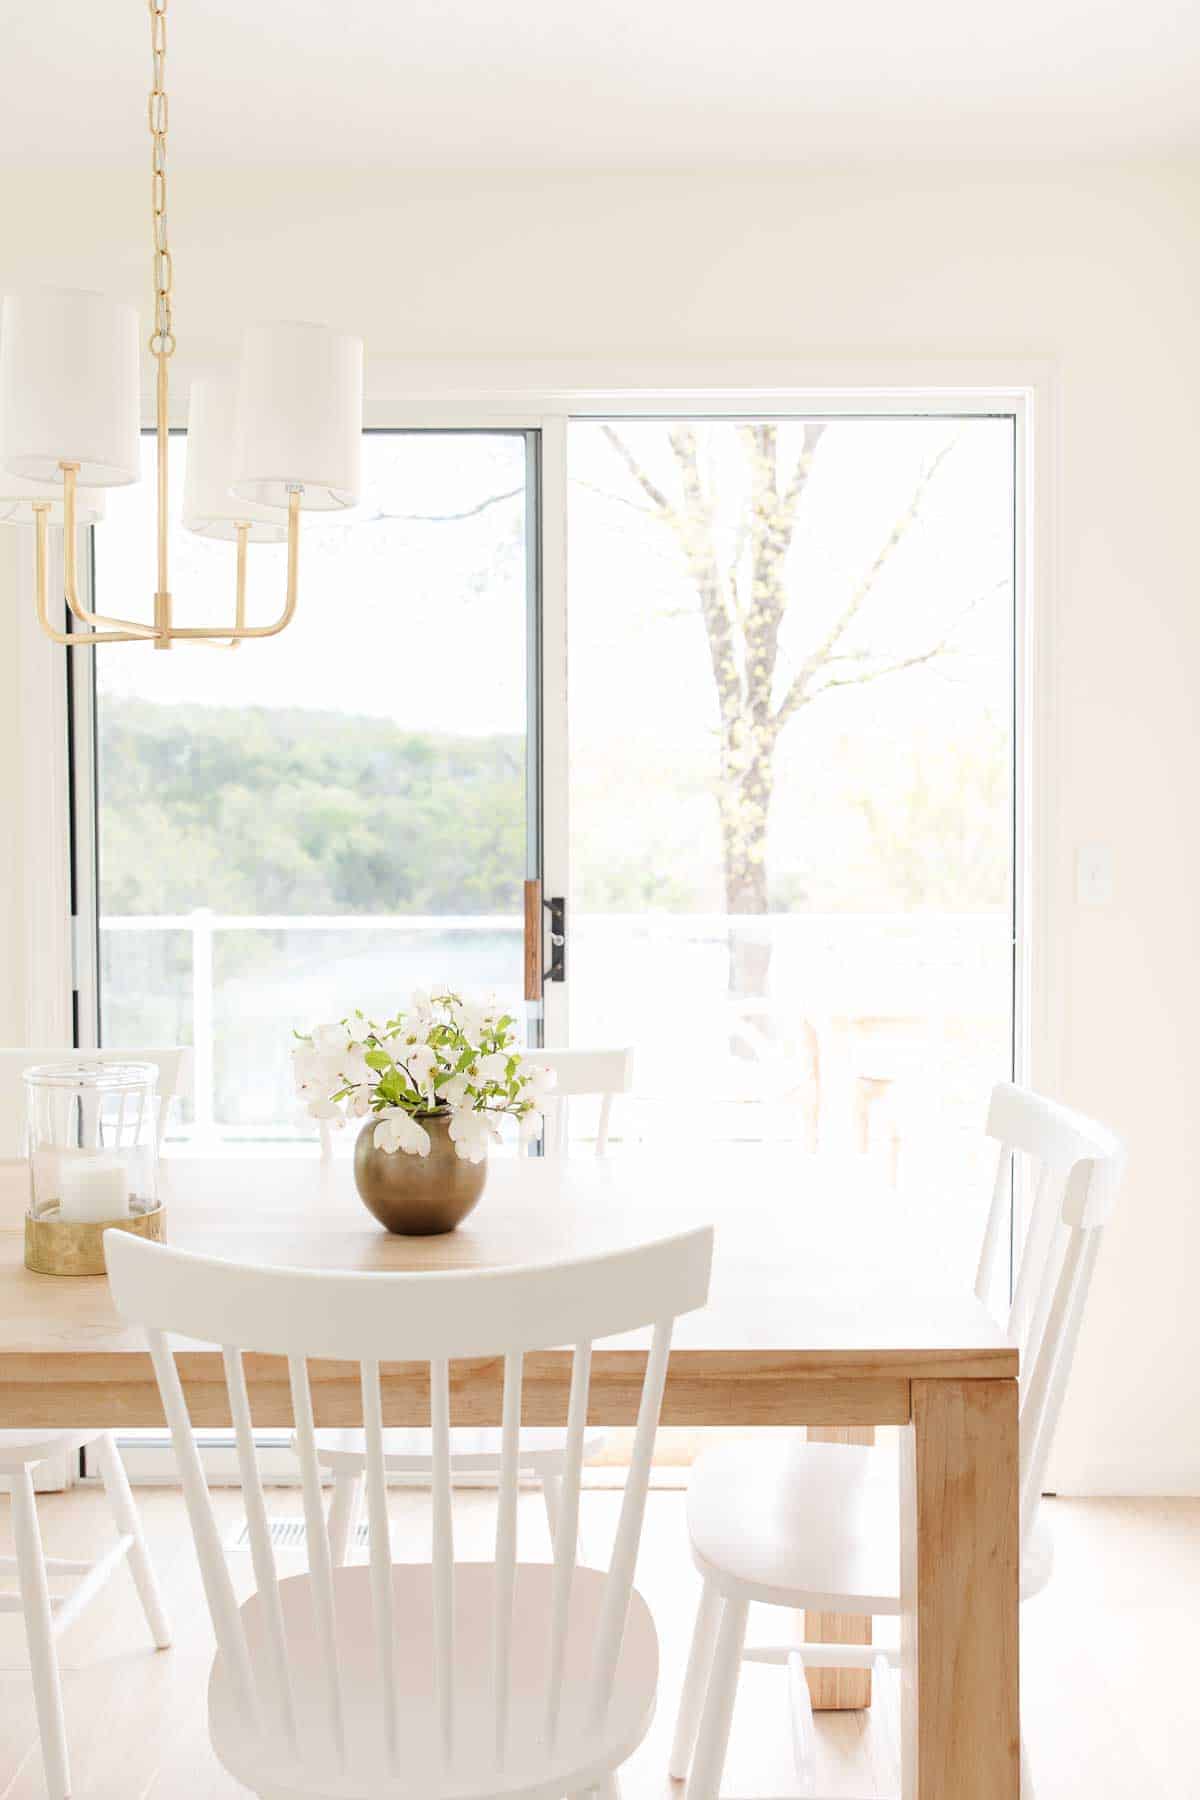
top-left (24, 1201), bottom-right (167, 1277)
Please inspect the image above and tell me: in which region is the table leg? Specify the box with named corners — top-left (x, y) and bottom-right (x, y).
top-left (900, 1378), bottom-right (1019, 1800)
top-left (805, 1425), bottom-right (874, 1710)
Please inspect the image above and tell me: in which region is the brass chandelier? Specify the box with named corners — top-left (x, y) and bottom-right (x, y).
top-left (0, 0), bottom-right (363, 648)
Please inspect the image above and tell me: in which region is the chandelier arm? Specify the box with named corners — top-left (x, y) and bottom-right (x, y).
top-left (31, 505), bottom-right (157, 646)
top-left (54, 464), bottom-right (161, 639)
top-left (156, 490), bottom-right (301, 640)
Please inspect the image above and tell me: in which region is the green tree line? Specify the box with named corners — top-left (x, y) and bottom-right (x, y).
top-left (98, 699), bottom-right (525, 915)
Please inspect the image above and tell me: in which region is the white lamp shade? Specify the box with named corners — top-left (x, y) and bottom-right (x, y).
top-left (231, 321), bottom-right (362, 511)
top-left (0, 472), bottom-right (105, 526)
top-left (0, 289), bottom-right (140, 487)
top-left (182, 377), bottom-right (289, 543)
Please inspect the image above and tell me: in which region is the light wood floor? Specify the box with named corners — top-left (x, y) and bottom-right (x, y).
top-left (0, 1482), bottom-right (1196, 1798)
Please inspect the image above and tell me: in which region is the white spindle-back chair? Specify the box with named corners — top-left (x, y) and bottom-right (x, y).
top-left (312, 1048), bottom-right (634, 1566)
top-left (105, 1223), bottom-right (712, 1800)
top-left (0, 1045), bottom-right (193, 1157)
top-left (0, 1429), bottom-right (171, 1800)
top-left (670, 1081), bottom-right (1125, 1800)
top-left (0, 1047), bottom-right (185, 1796)
top-left (527, 1049), bottom-right (634, 1158)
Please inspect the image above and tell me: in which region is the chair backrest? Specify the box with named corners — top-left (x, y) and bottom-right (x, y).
top-left (974, 1082), bottom-right (1125, 1555)
top-left (104, 1223), bottom-right (712, 1786)
top-left (0, 1045), bottom-right (193, 1157)
top-left (527, 1047), bottom-right (634, 1157)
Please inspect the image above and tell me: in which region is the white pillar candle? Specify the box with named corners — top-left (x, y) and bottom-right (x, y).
top-left (56, 1150), bottom-right (131, 1222)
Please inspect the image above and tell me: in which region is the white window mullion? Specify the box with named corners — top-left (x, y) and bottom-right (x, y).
top-left (539, 414), bottom-right (570, 1049)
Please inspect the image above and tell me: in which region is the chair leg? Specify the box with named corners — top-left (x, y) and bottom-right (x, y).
top-left (669, 1576), bottom-right (721, 1779)
top-left (326, 1472), bottom-right (363, 1567)
top-left (686, 1595), bottom-right (749, 1800)
top-left (96, 1433), bottom-right (171, 1649)
top-left (11, 1468), bottom-right (71, 1800)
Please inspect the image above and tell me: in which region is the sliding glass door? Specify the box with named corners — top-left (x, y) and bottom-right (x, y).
top-left (565, 414), bottom-right (1016, 1286)
top-left (76, 406), bottom-right (1019, 1277)
top-left (85, 430), bottom-right (539, 1145)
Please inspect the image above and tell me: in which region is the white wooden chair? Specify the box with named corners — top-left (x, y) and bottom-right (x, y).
top-left (310, 1047), bottom-right (634, 1566)
top-left (669, 1082), bottom-right (1125, 1800)
top-left (104, 1220), bottom-right (713, 1800)
top-left (0, 1430), bottom-right (171, 1800)
top-left (526, 1049), bottom-right (634, 1159)
top-left (0, 1045), bottom-right (193, 1157)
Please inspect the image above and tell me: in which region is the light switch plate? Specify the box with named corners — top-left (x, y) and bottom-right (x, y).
top-left (1076, 845), bottom-right (1114, 907)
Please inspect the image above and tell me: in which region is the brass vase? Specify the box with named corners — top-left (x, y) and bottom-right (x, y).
top-left (353, 1110), bottom-right (486, 1235)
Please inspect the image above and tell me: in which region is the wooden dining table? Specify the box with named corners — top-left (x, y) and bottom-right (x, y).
top-left (0, 1147), bottom-right (1018, 1799)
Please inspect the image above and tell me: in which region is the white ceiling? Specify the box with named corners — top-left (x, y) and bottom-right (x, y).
top-left (4, 0), bottom-right (1200, 168)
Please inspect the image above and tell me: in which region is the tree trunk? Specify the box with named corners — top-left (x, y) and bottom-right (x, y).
top-left (720, 732), bottom-right (775, 1001)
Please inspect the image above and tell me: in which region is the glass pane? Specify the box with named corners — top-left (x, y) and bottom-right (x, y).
top-left (567, 416), bottom-right (1014, 1287)
top-left (95, 432), bottom-right (533, 1145)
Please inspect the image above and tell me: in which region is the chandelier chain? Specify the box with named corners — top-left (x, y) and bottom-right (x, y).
top-left (148, 0), bottom-right (174, 357)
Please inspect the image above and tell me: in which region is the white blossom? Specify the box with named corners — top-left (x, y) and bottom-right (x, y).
top-left (339, 1043), bottom-right (373, 1088)
top-left (374, 1110), bottom-right (432, 1157)
top-left (474, 1049), bottom-right (510, 1083)
top-left (448, 1108), bottom-right (501, 1164)
top-left (438, 1073), bottom-right (472, 1107)
top-left (521, 1061), bottom-right (557, 1102)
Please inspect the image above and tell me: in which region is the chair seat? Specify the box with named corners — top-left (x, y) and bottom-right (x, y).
top-left (0, 1430), bottom-right (100, 1471)
top-left (209, 1562), bottom-right (658, 1800)
top-left (687, 1438), bottom-right (1053, 1612)
top-left (311, 1427), bottom-right (605, 1475)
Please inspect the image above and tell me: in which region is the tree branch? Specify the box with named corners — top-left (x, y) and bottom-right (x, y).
top-left (802, 588), bottom-right (994, 704)
top-left (367, 487), bottom-right (523, 524)
top-left (600, 424), bottom-right (674, 514)
top-left (572, 478), bottom-right (659, 518)
top-left (771, 433), bottom-right (959, 729)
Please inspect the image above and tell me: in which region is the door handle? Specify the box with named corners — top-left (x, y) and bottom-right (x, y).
top-left (523, 879), bottom-right (566, 1000)
top-left (523, 879), bottom-right (543, 1002)
top-left (544, 894), bottom-right (566, 985)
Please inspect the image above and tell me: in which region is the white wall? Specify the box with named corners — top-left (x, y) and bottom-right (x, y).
top-left (0, 533), bottom-right (26, 1040)
top-left (2, 159), bottom-right (1199, 1492)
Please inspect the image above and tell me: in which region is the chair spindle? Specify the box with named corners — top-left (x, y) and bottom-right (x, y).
top-left (223, 1346), bottom-right (298, 1752)
top-left (145, 1329), bottom-right (259, 1734)
top-left (288, 1355), bottom-right (346, 1769)
top-left (361, 1358), bottom-right (399, 1773)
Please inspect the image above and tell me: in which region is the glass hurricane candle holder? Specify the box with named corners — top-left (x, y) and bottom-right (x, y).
top-left (23, 1061), bottom-right (165, 1275)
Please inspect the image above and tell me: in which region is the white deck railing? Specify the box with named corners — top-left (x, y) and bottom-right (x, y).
top-left (99, 908), bottom-right (1012, 1140)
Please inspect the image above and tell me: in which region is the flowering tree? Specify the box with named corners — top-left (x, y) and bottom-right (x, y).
top-left (598, 423), bottom-right (960, 998)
